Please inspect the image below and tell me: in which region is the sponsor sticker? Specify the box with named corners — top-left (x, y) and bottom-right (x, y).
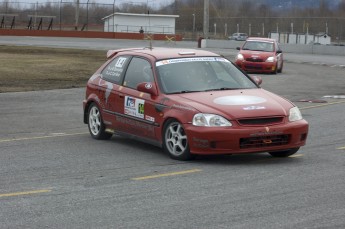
top-left (213, 95), bottom-right (266, 106)
top-left (145, 83), bottom-right (152, 89)
top-left (145, 115), bottom-right (155, 122)
top-left (243, 105), bottom-right (266, 110)
top-left (124, 96), bottom-right (145, 119)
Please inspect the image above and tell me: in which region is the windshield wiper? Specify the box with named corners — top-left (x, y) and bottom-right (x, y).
top-left (211, 87), bottom-right (242, 91)
top-left (178, 90), bottom-right (203, 93)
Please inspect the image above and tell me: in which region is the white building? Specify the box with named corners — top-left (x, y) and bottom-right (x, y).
top-left (314, 33), bottom-right (331, 45)
top-left (269, 32), bottom-right (331, 45)
top-left (102, 12), bottom-right (179, 34)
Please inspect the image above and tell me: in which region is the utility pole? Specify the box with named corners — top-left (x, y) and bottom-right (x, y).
top-left (203, 0), bottom-right (209, 39)
top-left (75, 0), bottom-right (79, 30)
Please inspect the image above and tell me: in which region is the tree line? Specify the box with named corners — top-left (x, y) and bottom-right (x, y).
top-left (1, 0), bottom-right (344, 41)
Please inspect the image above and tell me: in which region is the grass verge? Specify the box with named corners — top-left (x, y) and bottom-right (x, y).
top-left (0, 45), bottom-right (106, 93)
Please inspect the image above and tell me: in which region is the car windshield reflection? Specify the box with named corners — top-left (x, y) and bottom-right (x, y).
top-left (156, 58), bottom-right (258, 94)
top-left (242, 41), bottom-right (274, 52)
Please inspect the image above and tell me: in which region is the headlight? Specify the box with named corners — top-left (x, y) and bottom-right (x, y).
top-left (266, 56), bottom-right (275, 62)
top-left (236, 54), bottom-right (244, 61)
top-left (193, 113), bottom-right (232, 127)
top-left (289, 107), bottom-right (303, 122)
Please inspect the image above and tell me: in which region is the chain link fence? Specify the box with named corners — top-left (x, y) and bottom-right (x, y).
top-left (1, 1), bottom-right (344, 44)
top-left (0, 1), bottom-right (117, 31)
top-left (206, 17), bottom-right (344, 43)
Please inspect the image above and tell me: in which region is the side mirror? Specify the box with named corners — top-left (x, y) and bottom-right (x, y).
top-left (236, 47), bottom-right (241, 50)
top-left (250, 75), bottom-right (262, 86)
top-left (137, 82), bottom-right (158, 96)
top-left (276, 50), bottom-right (282, 54)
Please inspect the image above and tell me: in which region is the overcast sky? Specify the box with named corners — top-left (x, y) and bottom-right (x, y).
top-left (18, 0), bottom-right (173, 8)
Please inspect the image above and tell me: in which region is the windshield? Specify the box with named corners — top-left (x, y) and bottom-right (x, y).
top-left (242, 41), bottom-right (274, 52)
top-left (156, 57), bottom-right (258, 94)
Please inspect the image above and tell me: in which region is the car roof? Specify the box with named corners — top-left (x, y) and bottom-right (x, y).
top-left (246, 37), bottom-right (276, 42)
top-left (107, 47), bottom-right (220, 60)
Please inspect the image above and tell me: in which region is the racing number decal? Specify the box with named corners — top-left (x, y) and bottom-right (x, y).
top-left (115, 57), bottom-right (127, 68)
top-left (138, 103), bottom-right (144, 116)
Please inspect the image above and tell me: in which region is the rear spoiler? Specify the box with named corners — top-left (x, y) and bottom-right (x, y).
top-left (106, 50), bottom-right (118, 59)
top-left (106, 47), bottom-right (151, 59)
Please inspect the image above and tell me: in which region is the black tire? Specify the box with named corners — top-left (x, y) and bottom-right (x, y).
top-left (272, 64), bottom-right (278, 74)
top-left (162, 120), bottom-right (193, 161)
top-left (277, 62), bottom-right (283, 73)
top-left (269, 147), bottom-right (299, 158)
top-left (87, 103), bottom-right (112, 140)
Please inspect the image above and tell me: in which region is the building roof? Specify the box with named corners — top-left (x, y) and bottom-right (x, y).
top-left (102, 12), bottom-right (179, 21)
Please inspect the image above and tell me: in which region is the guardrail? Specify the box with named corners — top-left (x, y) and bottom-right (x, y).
top-left (201, 39), bottom-right (345, 56)
top-left (0, 29), bottom-right (182, 41)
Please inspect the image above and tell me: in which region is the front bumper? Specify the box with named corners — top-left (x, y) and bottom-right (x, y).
top-left (185, 120), bottom-right (308, 155)
top-left (235, 61), bottom-right (277, 73)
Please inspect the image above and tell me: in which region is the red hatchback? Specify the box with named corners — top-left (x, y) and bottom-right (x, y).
top-left (83, 47), bottom-right (307, 160)
top-left (235, 37), bottom-right (283, 74)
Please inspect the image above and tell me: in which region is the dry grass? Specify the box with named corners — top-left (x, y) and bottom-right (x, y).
top-left (0, 46), bottom-right (106, 93)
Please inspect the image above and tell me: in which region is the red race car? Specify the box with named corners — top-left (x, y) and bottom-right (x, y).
top-left (83, 47), bottom-right (308, 160)
top-left (235, 37), bottom-right (284, 74)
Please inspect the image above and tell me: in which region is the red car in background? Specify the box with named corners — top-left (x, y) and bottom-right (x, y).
top-left (235, 37), bottom-right (284, 74)
top-left (83, 47), bottom-right (308, 160)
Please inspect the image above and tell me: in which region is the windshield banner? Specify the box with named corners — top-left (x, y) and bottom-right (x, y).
top-left (156, 57), bottom-right (229, 66)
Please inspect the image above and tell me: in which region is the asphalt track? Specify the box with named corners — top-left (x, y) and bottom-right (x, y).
top-left (0, 37), bottom-right (345, 228)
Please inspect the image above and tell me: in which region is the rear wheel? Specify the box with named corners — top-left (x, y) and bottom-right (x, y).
top-left (163, 120), bottom-right (193, 161)
top-left (88, 103), bottom-right (112, 140)
top-left (269, 147), bottom-right (299, 157)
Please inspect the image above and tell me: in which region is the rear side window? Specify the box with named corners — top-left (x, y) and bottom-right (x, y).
top-left (101, 56), bottom-right (129, 84)
top-left (123, 57), bottom-right (153, 89)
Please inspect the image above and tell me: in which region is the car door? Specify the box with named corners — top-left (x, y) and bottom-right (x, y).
top-left (114, 56), bottom-right (160, 142)
top-left (98, 55), bottom-right (130, 129)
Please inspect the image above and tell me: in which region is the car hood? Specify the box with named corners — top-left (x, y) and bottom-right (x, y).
top-left (170, 89), bottom-right (293, 119)
top-left (240, 50), bottom-right (275, 59)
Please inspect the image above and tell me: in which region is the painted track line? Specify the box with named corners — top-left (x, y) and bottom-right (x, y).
top-left (300, 100), bottom-right (345, 110)
top-left (131, 169), bottom-right (202, 181)
top-left (0, 132), bottom-right (88, 143)
top-left (0, 189), bottom-right (51, 198)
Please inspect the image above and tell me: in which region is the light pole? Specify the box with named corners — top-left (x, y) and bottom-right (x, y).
top-left (214, 23), bottom-right (216, 37)
top-left (192, 13), bottom-right (195, 38)
top-left (75, 0), bottom-right (79, 30)
top-left (224, 23), bottom-right (227, 37)
top-left (203, 0), bottom-right (209, 39)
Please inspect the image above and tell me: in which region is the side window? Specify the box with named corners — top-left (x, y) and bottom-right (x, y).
top-left (123, 57), bottom-right (153, 89)
top-left (101, 56), bottom-right (129, 84)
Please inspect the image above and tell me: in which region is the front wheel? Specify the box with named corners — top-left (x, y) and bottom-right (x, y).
top-left (163, 120), bottom-right (193, 161)
top-left (269, 147), bottom-right (300, 157)
top-left (277, 62), bottom-right (283, 73)
top-left (88, 103), bottom-right (112, 140)
top-left (272, 64), bottom-right (278, 74)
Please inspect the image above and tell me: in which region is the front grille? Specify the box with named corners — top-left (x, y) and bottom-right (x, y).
top-left (240, 135), bottom-right (290, 149)
top-left (245, 65), bottom-right (262, 70)
top-left (246, 58), bottom-right (264, 62)
top-left (238, 117), bottom-right (284, 126)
